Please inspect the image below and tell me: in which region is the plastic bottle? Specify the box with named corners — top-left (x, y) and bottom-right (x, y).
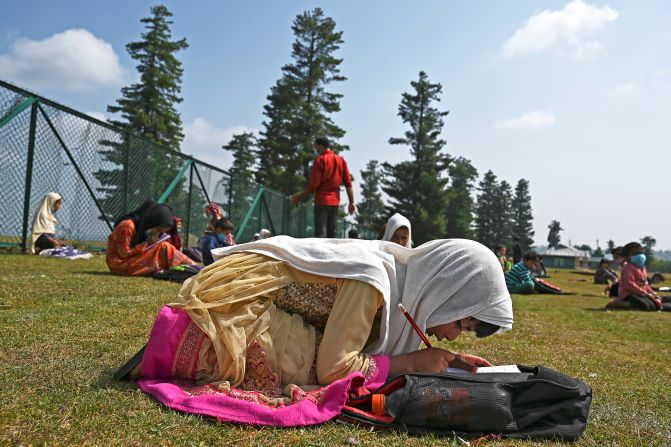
top-left (371, 389), bottom-right (404, 417)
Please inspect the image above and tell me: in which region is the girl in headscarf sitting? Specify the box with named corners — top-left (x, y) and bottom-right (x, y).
top-left (382, 213), bottom-right (412, 248)
top-left (106, 201), bottom-right (194, 276)
top-left (118, 237), bottom-right (512, 423)
top-left (30, 192), bottom-right (66, 253)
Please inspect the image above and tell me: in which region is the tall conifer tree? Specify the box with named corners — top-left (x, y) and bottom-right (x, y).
top-left (445, 157), bottom-right (478, 238)
top-left (492, 180), bottom-right (514, 248)
top-left (96, 5), bottom-right (188, 217)
top-left (223, 132), bottom-right (258, 225)
top-left (382, 71), bottom-right (451, 245)
top-left (357, 160), bottom-right (386, 233)
top-left (257, 8), bottom-right (346, 195)
top-left (474, 170), bottom-right (499, 249)
top-left (547, 220), bottom-right (563, 248)
top-left (511, 178), bottom-right (534, 252)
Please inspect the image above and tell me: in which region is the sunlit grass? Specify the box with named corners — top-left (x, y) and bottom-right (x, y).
top-left (0, 254), bottom-right (669, 446)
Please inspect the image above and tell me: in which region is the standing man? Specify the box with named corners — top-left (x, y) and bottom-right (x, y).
top-left (291, 137), bottom-right (356, 238)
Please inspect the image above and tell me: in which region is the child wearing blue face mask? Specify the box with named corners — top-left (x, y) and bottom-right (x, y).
top-left (201, 218), bottom-right (235, 266)
top-left (615, 242), bottom-right (662, 310)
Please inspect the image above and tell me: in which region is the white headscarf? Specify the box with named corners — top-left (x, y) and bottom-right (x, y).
top-left (30, 192), bottom-right (62, 254)
top-left (382, 213), bottom-right (412, 248)
top-left (212, 236), bottom-right (512, 356)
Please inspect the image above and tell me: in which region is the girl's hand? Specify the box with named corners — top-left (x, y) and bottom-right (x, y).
top-left (458, 353), bottom-right (493, 368)
top-left (389, 348), bottom-right (476, 376)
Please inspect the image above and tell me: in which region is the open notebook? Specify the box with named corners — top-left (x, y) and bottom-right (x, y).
top-left (446, 365), bottom-right (521, 373)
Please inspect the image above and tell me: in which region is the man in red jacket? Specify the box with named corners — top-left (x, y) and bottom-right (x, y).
top-left (291, 137), bottom-right (356, 238)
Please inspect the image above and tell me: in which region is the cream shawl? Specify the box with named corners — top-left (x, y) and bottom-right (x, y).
top-left (30, 192), bottom-right (61, 254)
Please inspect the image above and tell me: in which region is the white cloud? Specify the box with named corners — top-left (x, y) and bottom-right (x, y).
top-left (0, 29), bottom-right (124, 91)
top-left (501, 0), bottom-right (618, 59)
top-left (494, 110), bottom-right (556, 130)
top-left (182, 117), bottom-right (258, 169)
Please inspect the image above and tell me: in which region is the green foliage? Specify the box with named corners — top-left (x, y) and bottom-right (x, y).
top-left (356, 160), bottom-right (386, 233)
top-left (640, 235), bottom-right (657, 263)
top-left (511, 179), bottom-right (534, 252)
top-left (95, 5), bottom-right (191, 220)
top-left (474, 170), bottom-right (513, 249)
top-left (382, 71), bottom-right (451, 245)
top-left (445, 157), bottom-right (478, 239)
top-left (223, 132), bottom-right (259, 226)
top-left (547, 219), bottom-right (563, 248)
top-left (256, 8), bottom-right (347, 195)
top-left (607, 239), bottom-right (616, 253)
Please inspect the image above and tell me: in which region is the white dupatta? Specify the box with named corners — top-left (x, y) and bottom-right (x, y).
top-left (212, 236), bottom-right (512, 356)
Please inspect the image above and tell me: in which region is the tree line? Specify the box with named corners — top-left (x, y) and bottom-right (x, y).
top-left (97, 5), bottom-right (536, 249)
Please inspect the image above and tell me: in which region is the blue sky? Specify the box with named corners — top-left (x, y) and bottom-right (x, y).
top-left (2, 0), bottom-right (670, 249)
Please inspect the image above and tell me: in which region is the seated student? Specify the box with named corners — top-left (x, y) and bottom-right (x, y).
top-left (117, 238), bottom-right (512, 422)
top-left (30, 192), bottom-right (67, 253)
top-left (168, 216), bottom-right (183, 250)
top-left (594, 258), bottom-right (619, 296)
top-left (505, 252), bottom-right (538, 294)
top-left (200, 218), bottom-right (235, 266)
top-left (106, 200), bottom-right (194, 276)
top-left (607, 242), bottom-right (662, 310)
top-left (495, 245), bottom-right (512, 272)
top-left (204, 203), bottom-right (224, 234)
top-left (382, 213), bottom-right (412, 248)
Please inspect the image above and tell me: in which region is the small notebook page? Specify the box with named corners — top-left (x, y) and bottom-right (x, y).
top-left (446, 365), bottom-right (521, 373)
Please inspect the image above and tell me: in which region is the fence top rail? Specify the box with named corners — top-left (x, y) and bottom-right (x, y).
top-left (0, 78), bottom-right (231, 177)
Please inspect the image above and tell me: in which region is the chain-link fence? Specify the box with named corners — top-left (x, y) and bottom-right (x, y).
top-left (0, 80), bottom-right (372, 252)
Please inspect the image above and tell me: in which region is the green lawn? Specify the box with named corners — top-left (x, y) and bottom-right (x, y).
top-left (1, 253), bottom-right (670, 446)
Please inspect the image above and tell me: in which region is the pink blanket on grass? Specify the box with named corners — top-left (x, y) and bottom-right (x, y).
top-left (137, 306), bottom-right (389, 426)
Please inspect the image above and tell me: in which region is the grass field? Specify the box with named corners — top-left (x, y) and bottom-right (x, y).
top-left (1, 253), bottom-right (670, 446)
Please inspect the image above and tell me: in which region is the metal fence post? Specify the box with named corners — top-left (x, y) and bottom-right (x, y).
top-left (20, 102), bottom-right (38, 253)
top-left (227, 175), bottom-right (233, 218)
top-left (123, 132), bottom-right (130, 214)
top-left (184, 163), bottom-right (194, 248)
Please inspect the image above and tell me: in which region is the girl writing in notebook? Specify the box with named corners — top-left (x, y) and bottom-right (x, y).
top-left (116, 237), bottom-right (513, 422)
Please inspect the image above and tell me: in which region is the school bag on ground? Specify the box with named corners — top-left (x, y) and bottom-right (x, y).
top-left (341, 364), bottom-right (592, 441)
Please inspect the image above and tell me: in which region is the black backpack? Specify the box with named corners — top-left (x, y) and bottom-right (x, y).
top-left (341, 365), bottom-right (592, 441)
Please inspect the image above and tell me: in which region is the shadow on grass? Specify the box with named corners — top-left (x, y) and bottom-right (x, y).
top-left (93, 367), bottom-right (140, 391)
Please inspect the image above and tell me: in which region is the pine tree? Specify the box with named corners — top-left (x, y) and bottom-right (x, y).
top-left (445, 157), bottom-right (477, 238)
top-left (356, 160), bottom-right (386, 233)
top-left (511, 179), bottom-right (534, 252)
top-left (474, 170), bottom-right (499, 249)
top-left (95, 5), bottom-right (189, 218)
top-left (547, 220), bottom-right (563, 248)
top-left (382, 71), bottom-right (451, 245)
top-left (257, 8), bottom-right (347, 195)
top-left (223, 132), bottom-right (258, 224)
top-left (492, 180), bottom-right (514, 248)
top-left (640, 236), bottom-right (657, 263)
top-left (606, 239), bottom-right (615, 253)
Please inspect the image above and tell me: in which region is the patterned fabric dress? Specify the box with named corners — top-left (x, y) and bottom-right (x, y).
top-left (106, 219), bottom-right (194, 276)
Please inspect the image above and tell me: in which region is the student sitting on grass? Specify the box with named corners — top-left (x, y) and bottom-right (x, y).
top-left (505, 252), bottom-right (538, 294)
top-left (106, 200), bottom-right (194, 276)
top-left (607, 242), bottom-right (663, 310)
top-left (30, 192), bottom-right (66, 253)
top-left (594, 258), bottom-right (619, 296)
top-left (495, 245), bottom-right (512, 272)
top-left (200, 218), bottom-right (235, 266)
top-left (382, 213), bottom-right (412, 248)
